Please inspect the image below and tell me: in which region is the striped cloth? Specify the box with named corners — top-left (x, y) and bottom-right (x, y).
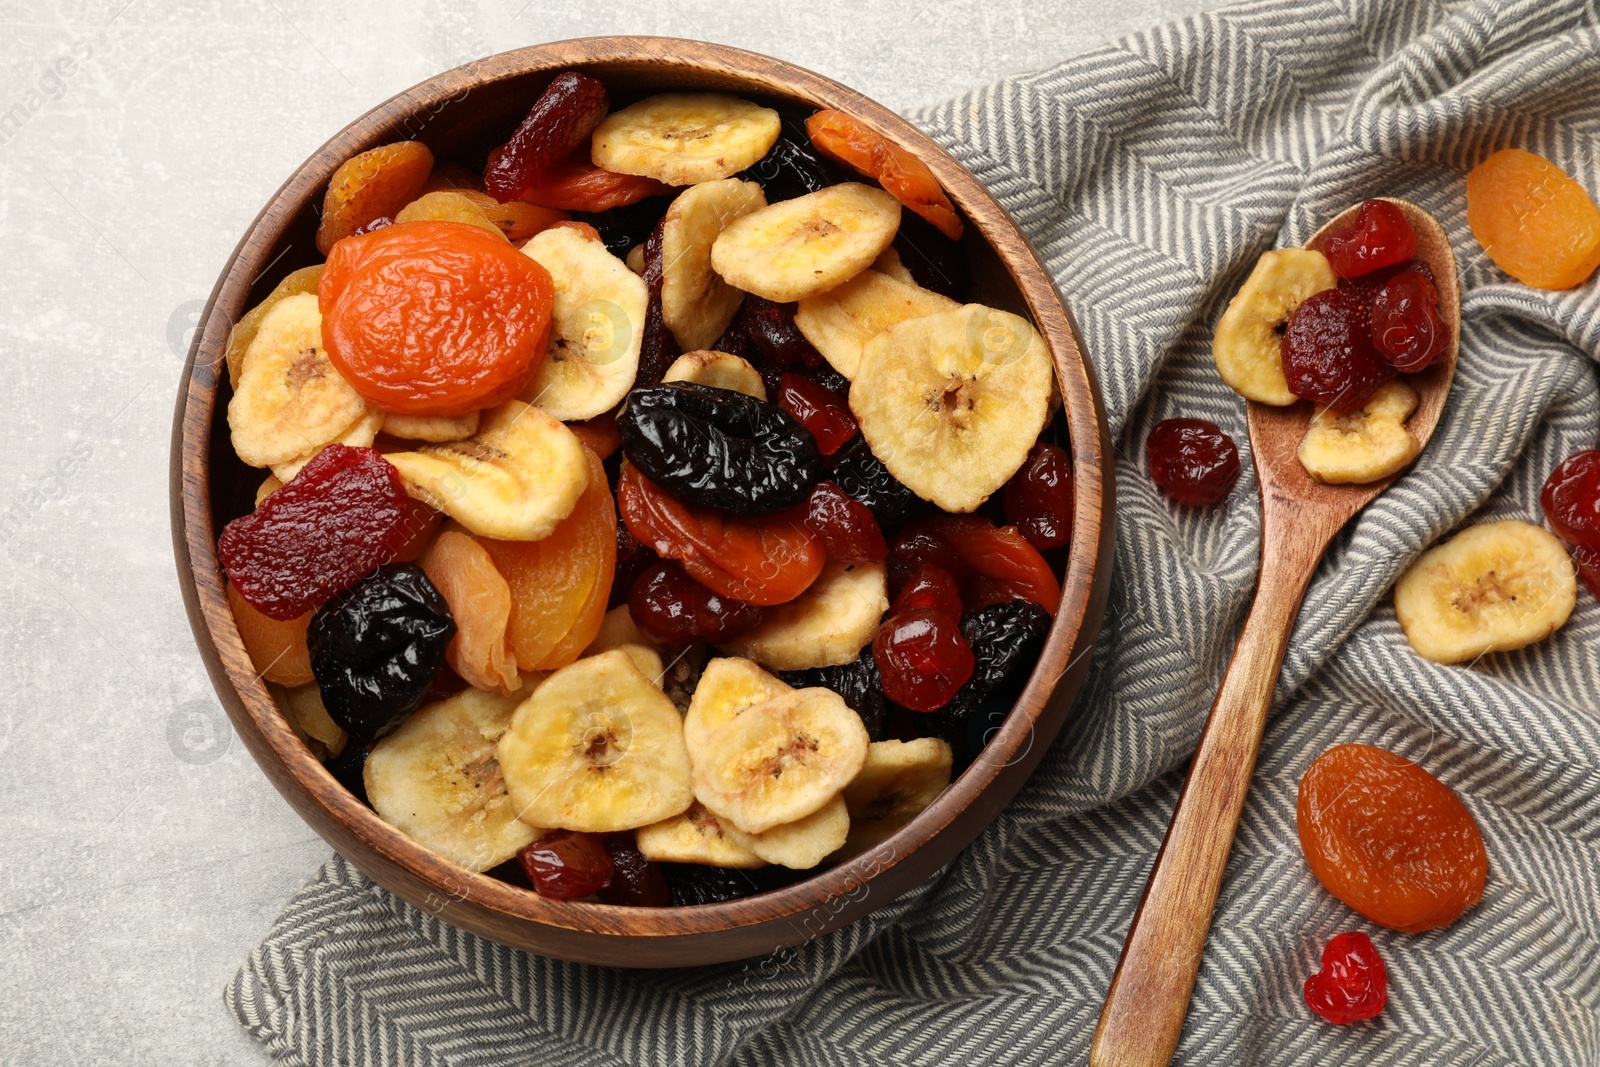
top-left (227, 1), bottom-right (1600, 1063)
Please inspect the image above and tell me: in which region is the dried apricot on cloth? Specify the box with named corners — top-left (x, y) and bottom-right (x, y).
top-left (316, 140), bottom-right (434, 255)
top-left (1297, 743), bottom-right (1487, 933)
top-left (319, 221), bottom-right (554, 416)
top-left (806, 110), bottom-right (963, 240)
top-left (1466, 148), bottom-right (1600, 290)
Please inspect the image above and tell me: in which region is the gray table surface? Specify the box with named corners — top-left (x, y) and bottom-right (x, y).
top-left (0, 0), bottom-right (1213, 1061)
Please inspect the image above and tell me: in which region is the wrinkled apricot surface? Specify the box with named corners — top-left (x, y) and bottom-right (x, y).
top-left (226, 582), bottom-right (314, 686)
top-left (806, 109), bottom-right (963, 240)
top-left (1466, 148), bottom-right (1600, 290)
top-left (420, 529), bottom-right (521, 693)
top-left (319, 221), bottom-right (554, 416)
top-left (1298, 743), bottom-right (1486, 933)
top-left (315, 140), bottom-right (434, 255)
top-left (514, 154), bottom-right (673, 212)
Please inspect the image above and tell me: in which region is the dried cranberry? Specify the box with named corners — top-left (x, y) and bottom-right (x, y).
top-left (628, 558), bottom-right (764, 644)
top-left (803, 480), bottom-right (886, 564)
top-left (484, 72), bottom-right (609, 201)
top-left (596, 835), bottom-right (670, 907)
top-left (873, 607), bottom-right (975, 712)
top-left (1541, 449), bottom-right (1600, 597)
top-left (1146, 418), bottom-right (1241, 507)
top-left (218, 444), bottom-right (412, 620)
top-left (729, 296), bottom-right (822, 370)
top-left (1370, 268), bottom-right (1447, 372)
top-left (892, 564), bottom-right (963, 618)
top-left (1281, 286), bottom-right (1395, 411)
top-left (1321, 199), bottom-right (1417, 278)
top-left (1002, 442), bottom-right (1074, 550)
top-left (779, 373), bottom-right (858, 455)
top-left (518, 831), bottom-right (614, 900)
top-left (905, 515), bottom-right (1061, 615)
top-left (1304, 931), bottom-right (1387, 1024)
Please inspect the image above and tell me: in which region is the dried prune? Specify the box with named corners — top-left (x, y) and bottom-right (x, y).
top-left (308, 563), bottom-right (456, 742)
top-left (931, 600), bottom-right (1050, 766)
top-left (572, 195), bottom-right (673, 258)
top-left (518, 830), bottom-right (614, 900)
top-left (1003, 442), bottom-right (1074, 550)
top-left (664, 862), bottom-right (762, 906)
top-left (828, 436), bottom-right (919, 530)
top-left (1322, 199), bottom-right (1416, 279)
top-left (325, 739), bottom-right (373, 802)
top-left (800, 361), bottom-right (851, 398)
top-left (619, 382), bottom-right (823, 514)
top-left (1281, 285), bottom-right (1395, 411)
top-left (780, 646), bottom-right (889, 741)
top-left (804, 480), bottom-right (887, 564)
top-left (219, 444), bottom-right (413, 620)
top-left (739, 113), bottom-right (843, 202)
top-left (637, 220), bottom-right (682, 386)
top-left (874, 607), bottom-right (974, 712)
top-left (596, 835), bottom-right (670, 906)
top-left (779, 373), bottom-right (858, 455)
top-left (892, 211), bottom-right (966, 299)
top-left (1146, 418), bottom-right (1241, 506)
top-left (628, 558), bottom-right (765, 643)
top-left (484, 72), bottom-right (610, 202)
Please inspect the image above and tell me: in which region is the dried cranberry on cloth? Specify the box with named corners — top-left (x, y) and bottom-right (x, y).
top-left (229, 2), bottom-right (1600, 1064)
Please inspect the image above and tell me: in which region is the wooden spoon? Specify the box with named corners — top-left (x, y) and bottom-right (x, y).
top-left (1089, 199), bottom-right (1459, 1067)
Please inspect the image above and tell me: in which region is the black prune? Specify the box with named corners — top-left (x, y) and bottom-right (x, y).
top-left (893, 211), bottom-right (966, 299)
top-left (800, 361), bottom-right (851, 398)
top-left (827, 436), bottom-right (919, 530)
top-left (619, 382), bottom-right (823, 514)
top-left (932, 601), bottom-right (1051, 764)
top-left (718, 295), bottom-right (826, 397)
top-left (738, 113), bottom-right (846, 202)
top-left (780, 646), bottom-right (889, 741)
top-left (572, 195), bottom-right (672, 258)
top-left (325, 739), bottom-right (373, 804)
top-left (636, 219), bottom-right (682, 386)
top-left (308, 563), bottom-right (456, 743)
top-left (663, 862), bottom-right (761, 906)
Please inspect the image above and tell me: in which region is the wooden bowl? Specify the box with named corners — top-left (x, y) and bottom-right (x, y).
top-left (171, 37), bottom-right (1114, 967)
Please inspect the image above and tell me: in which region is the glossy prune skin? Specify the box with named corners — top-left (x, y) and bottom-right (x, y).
top-left (484, 71), bottom-right (609, 201)
top-left (781, 646), bottom-right (890, 741)
top-left (932, 601), bottom-right (1051, 763)
top-left (308, 563), bottom-right (456, 742)
top-left (827, 436), bottom-right (920, 530)
top-left (572, 195), bottom-right (672, 258)
top-left (619, 382), bottom-right (823, 514)
top-left (892, 211), bottom-right (966, 299)
top-left (663, 862), bottom-right (761, 906)
top-left (738, 113), bottom-right (845, 202)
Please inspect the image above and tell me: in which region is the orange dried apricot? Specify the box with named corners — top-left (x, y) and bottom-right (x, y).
top-left (513, 154), bottom-right (674, 212)
top-left (566, 412), bottom-right (621, 459)
top-left (393, 190), bottom-right (508, 240)
top-left (480, 448), bottom-right (616, 671)
top-left (1466, 148), bottom-right (1600, 290)
top-left (319, 221), bottom-right (554, 416)
top-left (315, 140), bottom-right (434, 255)
top-left (805, 110), bottom-right (963, 240)
top-left (226, 582), bottom-right (314, 686)
top-left (1298, 743), bottom-right (1487, 933)
top-left (420, 529), bottom-right (522, 693)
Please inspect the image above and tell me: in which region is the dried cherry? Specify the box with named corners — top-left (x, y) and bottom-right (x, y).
top-left (484, 72), bottom-right (610, 202)
top-left (1321, 199), bottom-right (1417, 279)
top-left (1002, 442), bottom-right (1074, 550)
top-left (219, 444), bottom-right (413, 620)
top-left (892, 564), bottom-right (963, 618)
top-left (828, 437), bottom-right (919, 530)
top-left (1540, 449), bottom-right (1600, 597)
top-left (873, 607), bottom-right (974, 712)
top-left (1304, 932), bottom-right (1387, 1025)
top-left (803, 480), bottom-right (887, 564)
top-left (905, 515), bottom-right (1062, 615)
top-left (1281, 286), bottom-right (1395, 411)
top-left (1370, 267), bottom-right (1447, 372)
top-left (571, 195), bottom-right (672, 257)
top-left (596, 835), bottom-right (670, 906)
top-left (780, 647), bottom-right (889, 741)
top-left (1146, 418), bottom-right (1241, 506)
top-left (618, 382), bottom-right (823, 514)
top-left (779, 373), bottom-right (858, 455)
top-left (628, 558), bottom-right (765, 643)
top-left (307, 563), bottom-right (456, 742)
top-left (887, 527), bottom-right (970, 597)
top-left (739, 113), bottom-right (844, 202)
top-left (517, 830), bottom-right (614, 900)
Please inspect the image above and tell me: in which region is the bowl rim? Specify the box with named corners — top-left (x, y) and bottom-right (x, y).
top-left (171, 35), bottom-right (1114, 957)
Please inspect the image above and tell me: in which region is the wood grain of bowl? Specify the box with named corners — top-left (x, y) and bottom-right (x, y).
top-left (170, 37), bottom-right (1114, 967)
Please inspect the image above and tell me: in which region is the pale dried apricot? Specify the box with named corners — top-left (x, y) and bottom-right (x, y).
top-left (315, 140), bottom-right (434, 254)
top-left (394, 190), bottom-right (507, 241)
top-left (226, 581), bottom-right (313, 686)
top-left (420, 529), bottom-right (521, 693)
top-left (1466, 148), bottom-right (1600, 290)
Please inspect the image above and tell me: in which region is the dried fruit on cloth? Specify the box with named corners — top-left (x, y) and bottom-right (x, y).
top-left (1467, 147), bottom-right (1600, 290)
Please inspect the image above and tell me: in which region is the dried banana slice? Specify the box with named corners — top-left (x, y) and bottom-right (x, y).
top-left (228, 292), bottom-right (374, 469)
top-left (279, 683), bottom-right (347, 759)
top-left (269, 407), bottom-right (384, 481)
top-left (519, 224), bottom-right (648, 421)
top-left (1298, 380), bottom-right (1421, 484)
top-left (693, 687), bottom-right (870, 834)
top-left (681, 655), bottom-right (792, 762)
top-left (1213, 249), bottom-right (1337, 405)
top-left (497, 649), bottom-right (694, 833)
top-left (364, 688), bottom-right (540, 871)
top-left (661, 350), bottom-right (767, 399)
top-left (719, 560), bottom-right (887, 672)
top-left (1394, 520), bottom-right (1576, 664)
top-left (385, 399), bottom-right (589, 542)
top-left (850, 304), bottom-right (1053, 513)
top-left (872, 246), bottom-right (916, 285)
top-left (794, 268), bottom-right (957, 380)
top-left (225, 264), bottom-right (324, 389)
top-left (710, 183), bottom-right (901, 303)
top-left (659, 178), bottom-right (768, 351)
top-left (615, 643), bottom-right (666, 688)
top-left (591, 93), bottom-right (781, 187)
top-left (839, 737), bottom-right (952, 858)
top-left (723, 794), bottom-right (849, 869)
top-left (381, 410), bottom-right (481, 443)
top-left (635, 800), bottom-right (765, 868)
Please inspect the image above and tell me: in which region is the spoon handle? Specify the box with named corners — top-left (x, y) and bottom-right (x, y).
top-left (1089, 525), bottom-right (1322, 1067)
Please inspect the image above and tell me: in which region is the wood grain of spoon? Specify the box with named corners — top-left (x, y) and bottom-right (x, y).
top-left (1089, 199), bottom-right (1459, 1067)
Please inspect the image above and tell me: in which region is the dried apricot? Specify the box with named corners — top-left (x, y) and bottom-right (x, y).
top-left (514, 154), bottom-right (674, 212)
top-left (1298, 743), bottom-right (1486, 933)
top-left (226, 582), bottom-right (314, 686)
top-left (394, 190), bottom-right (508, 240)
top-left (319, 221), bottom-right (554, 416)
top-left (420, 161), bottom-right (571, 240)
top-left (420, 530), bottom-right (521, 693)
top-left (806, 109), bottom-right (963, 240)
top-left (566, 413), bottom-right (621, 459)
top-left (315, 140), bottom-right (434, 255)
top-left (1466, 148), bottom-right (1600, 290)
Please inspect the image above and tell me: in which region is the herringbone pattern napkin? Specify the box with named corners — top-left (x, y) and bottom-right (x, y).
top-left (228, 0), bottom-right (1600, 1062)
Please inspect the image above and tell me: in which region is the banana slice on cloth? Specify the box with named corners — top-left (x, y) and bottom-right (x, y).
top-left (723, 794), bottom-right (849, 869)
top-left (693, 687), bottom-right (870, 834)
top-left (364, 688), bottom-right (540, 871)
top-left (519, 224), bottom-right (648, 421)
top-left (850, 304), bottom-right (1053, 513)
top-left (1394, 519), bottom-right (1576, 664)
top-left (386, 399), bottom-right (589, 542)
top-left (381, 410), bottom-right (481, 443)
top-left (497, 649), bottom-right (694, 833)
top-left (228, 292), bottom-right (373, 469)
top-left (225, 264), bottom-right (324, 389)
top-left (635, 800), bottom-right (765, 868)
top-left (681, 655), bottom-right (792, 762)
top-left (591, 93), bottom-right (781, 187)
top-left (711, 183), bottom-right (901, 303)
top-left (1298, 380), bottom-right (1421, 484)
top-left (794, 268), bottom-right (958, 380)
top-left (1213, 249), bottom-right (1337, 405)
top-left (839, 737), bottom-right (952, 858)
top-left (661, 350), bottom-right (767, 399)
top-left (718, 560), bottom-right (887, 671)
top-left (269, 407), bottom-right (384, 482)
top-left (660, 178), bottom-right (768, 352)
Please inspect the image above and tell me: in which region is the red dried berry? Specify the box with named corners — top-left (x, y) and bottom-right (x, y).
top-left (873, 607), bottom-right (975, 712)
top-left (218, 444), bottom-right (411, 620)
top-left (887, 528), bottom-right (969, 598)
top-left (1002, 442), bottom-right (1074, 550)
top-left (1321, 199), bottom-right (1417, 278)
top-left (484, 71), bottom-right (609, 202)
top-left (1541, 449), bottom-right (1600, 598)
top-left (779, 372), bottom-right (859, 455)
top-left (1281, 286), bottom-right (1396, 411)
top-left (518, 830), bottom-right (614, 901)
top-left (891, 564), bottom-right (963, 618)
top-left (1146, 418), bottom-right (1241, 507)
top-left (803, 480), bottom-right (887, 563)
top-left (628, 558), bottom-right (765, 644)
top-left (1371, 267), bottom-right (1448, 372)
top-left (596, 835), bottom-right (670, 907)
top-left (1304, 931), bottom-right (1387, 1024)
